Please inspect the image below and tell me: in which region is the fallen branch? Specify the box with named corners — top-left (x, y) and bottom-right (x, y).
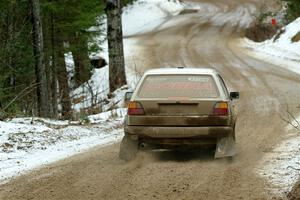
top-left (280, 104), bottom-right (300, 131)
top-left (0, 82), bottom-right (40, 113)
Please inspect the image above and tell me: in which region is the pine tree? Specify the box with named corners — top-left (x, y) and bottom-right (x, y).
top-left (41, 0), bottom-right (104, 118)
top-left (30, 0), bottom-right (50, 117)
top-left (0, 1), bottom-right (36, 116)
top-left (283, 0), bottom-right (300, 21)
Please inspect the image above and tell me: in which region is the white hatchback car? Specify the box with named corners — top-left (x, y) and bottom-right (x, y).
top-left (120, 67), bottom-right (239, 160)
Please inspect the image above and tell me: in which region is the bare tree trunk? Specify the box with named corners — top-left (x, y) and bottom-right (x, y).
top-left (30, 0), bottom-right (49, 117)
top-left (105, 0), bottom-right (127, 93)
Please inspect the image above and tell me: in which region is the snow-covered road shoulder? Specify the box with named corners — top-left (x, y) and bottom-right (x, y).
top-left (240, 17), bottom-right (300, 196)
top-left (255, 117), bottom-right (300, 196)
top-left (0, 109), bottom-right (126, 183)
top-left (240, 17), bottom-right (300, 75)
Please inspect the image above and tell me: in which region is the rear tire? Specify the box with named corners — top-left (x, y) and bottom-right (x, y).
top-left (119, 134), bottom-right (138, 161)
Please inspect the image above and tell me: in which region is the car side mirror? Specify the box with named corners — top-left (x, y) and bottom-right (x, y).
top-left (125, 92), bottom-right (133, 102)
top-left (230, 92), bottom-right (239, 100)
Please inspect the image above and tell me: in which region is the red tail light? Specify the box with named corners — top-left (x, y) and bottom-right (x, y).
top-left (128, 101), bottom-right (145, 115)
top-left (213, 102), bottom-right (229, 116)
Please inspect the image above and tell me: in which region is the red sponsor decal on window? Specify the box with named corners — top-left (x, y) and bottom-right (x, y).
top-left (143, 82), bottom-right (214, 91)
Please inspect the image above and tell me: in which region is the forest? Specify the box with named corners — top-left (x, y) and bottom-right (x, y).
top-left (0, 0), bottom-right (131, 120)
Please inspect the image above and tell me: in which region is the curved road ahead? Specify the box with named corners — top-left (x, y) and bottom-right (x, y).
top-left (1, 0), bottom-right (300, 199)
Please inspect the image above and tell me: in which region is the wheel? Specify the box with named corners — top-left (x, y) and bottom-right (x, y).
top-left (119, 134), bottom-right (138, 161)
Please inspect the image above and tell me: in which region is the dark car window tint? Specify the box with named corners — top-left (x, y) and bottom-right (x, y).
top-left (137, 75), bottom-right (219, 99)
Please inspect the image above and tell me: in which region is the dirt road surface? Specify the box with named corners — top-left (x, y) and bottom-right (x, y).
top-left (1, 0), bottom-right (300, 199)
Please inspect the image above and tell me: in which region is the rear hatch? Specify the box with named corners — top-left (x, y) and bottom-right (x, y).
top-left (127, 74), bottom-right (230, 126)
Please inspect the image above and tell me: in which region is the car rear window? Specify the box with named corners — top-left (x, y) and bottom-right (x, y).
top-left (137, 75), bottom-right (219, 99)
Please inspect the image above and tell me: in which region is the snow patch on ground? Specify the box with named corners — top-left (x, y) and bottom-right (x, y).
top-left (71, 67), bottom-right (109, 112)
top-left (71, 73), bottom-right (129, 113)
top-left (241, 17), bottom-right (300, 74)
top-left (0, 111), bottom-right (125, 183)
top-left (0, 122), bottom-right (51, 147)
top-left (9, 117), bottom-right (69, 127)
top-left (122, 0), bottom-right (184, 36)
top-left (88, 108), bottom-right (127, 124)
top-left (256, 117), bottom-right (300, 195)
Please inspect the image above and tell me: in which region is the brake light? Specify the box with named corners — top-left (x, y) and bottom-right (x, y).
top-left (213, 102), bottom-right (229, 116)
top-left (128, 101), bottom-right (145, 115)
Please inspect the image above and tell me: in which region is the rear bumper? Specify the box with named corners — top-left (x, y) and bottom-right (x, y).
top-left (124, 126), bottom-right (233, 139)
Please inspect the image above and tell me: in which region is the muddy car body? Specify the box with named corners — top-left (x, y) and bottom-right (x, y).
top-left (120, 68), bottom-right (239, 160)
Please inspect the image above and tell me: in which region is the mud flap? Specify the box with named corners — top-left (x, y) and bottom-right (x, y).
top-left (119, 134), bottom-right (138, 161)
top-left (214, 135), bottom-right (236, 158)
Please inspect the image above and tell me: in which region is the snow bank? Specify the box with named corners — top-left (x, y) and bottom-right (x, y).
top-left (71, 68), bottom-right (129, 113)
top-left (71, 67), bottom-right (109, 112)
top-left (88, 108), bottom-right (127, 124)
top-left (0, 122), bottom-right (51, 146)
top-left (0, 114), bottom-right (125, 183)
top-left (242, 17), bottom-right (300, 74)
top-left (255, 119), bottom-right (300, 195)
top-left (9, 117), bottom-right (69, 127)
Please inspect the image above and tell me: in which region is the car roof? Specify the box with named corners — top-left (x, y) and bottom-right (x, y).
top-left (144, 67), bottom-right (219, 75)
